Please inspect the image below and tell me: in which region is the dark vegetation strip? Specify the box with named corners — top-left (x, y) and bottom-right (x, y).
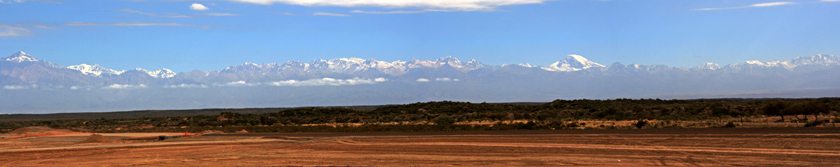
top-left (0, 105), bottom-right (382, 122)
top-left (219, 127), bottom-right (840, 138)
top-left (1, 98), bottom-right (838, 133)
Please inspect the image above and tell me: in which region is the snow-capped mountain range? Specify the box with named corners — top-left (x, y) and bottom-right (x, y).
top-left (2, 51), bottom-right (839, 87)
top-left (67, 64), bottom-right (126, 76)
top-left (3, 50), bottom-right (840, 113)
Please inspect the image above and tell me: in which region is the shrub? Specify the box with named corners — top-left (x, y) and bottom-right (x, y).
top-left (433, 116), bottom-right (456, 125)
top-left (804, 121), bottom-right (824, 127)
top-left (634, 120), bottom-right (648, 129)
top-left (724, 121), bottom-right (736, 128)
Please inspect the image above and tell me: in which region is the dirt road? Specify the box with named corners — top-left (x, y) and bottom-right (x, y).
top-left (1, 128), bottom-right (839, 166)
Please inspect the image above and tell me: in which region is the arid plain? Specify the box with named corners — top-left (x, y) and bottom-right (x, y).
top-left (2, 128), bottom-right (839, 166)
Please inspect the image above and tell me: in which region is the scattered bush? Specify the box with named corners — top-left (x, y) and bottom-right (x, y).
top-left (635, 120), bottom-right (648, 129)
top-left (804, 121), bottom-right (824, 127)
top-left (724, 121), bottom-right (736, 128)
top-left (2, 98), bottom-right (839, 133)
top-left (432, 116), bottom-right (456, 126)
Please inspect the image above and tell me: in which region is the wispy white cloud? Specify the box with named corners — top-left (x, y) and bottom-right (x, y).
top-left (231, 0), bottom-right (544, 11)
top-left (697, 1), bottom-right (795, 11)
top-left (64, 22), bottom-right (199, 27)
top-left (750, 2), bottom-right (795, 7)
top-left (416, 78), bottom-right (430, 82)
top-left (350, 10), bottom-right (432, 14)
top-left (435, 78), bottom-right (460, 82)
top-left (696, 7), bottom-right (743, 11)
top-left (218, 80), bottom-right (261, 86)
top-left (312, 12), bottom-right (350, 17)
top-left (2, 85), bottom-right (29, 90)
top-left (120, 9), bottom-right (158, 16)
top-left (120, 9), bottom-right (238, 17)
top-left (821, 0), bottom-right (840, 2)
top-left (225, 80), bottom-right (249, 86)
top-left (203, 13), bottom-right (240, 16)
top-left (102, 84), bottom-right (147, 89)
top-left (0, 0), bottom-right (25, 3)
top-left (0, 24), bottom-right (31, 36)
top-left (41, 0), bottom-right (62, 4)
top-left (119, 9), bottom-right (192, 18)
top-left (164, 84), bottom-right (208, 88)
top-left (34, 24), bottom-right (58, 30)
top-left (269, 78), bottom-right (385, 86)
top-left (190, 3), bottom-right (209, 11)
top-left (1, 0), bottom-right (64, 4)
top-left (267, 11), bottom-right (296, 15)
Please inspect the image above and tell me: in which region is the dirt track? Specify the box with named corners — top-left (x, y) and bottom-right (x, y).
top-left (1, 128), bottom-right (839, 166)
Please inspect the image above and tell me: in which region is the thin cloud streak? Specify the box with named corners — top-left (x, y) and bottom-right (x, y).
top-left (230, 0), bottom-right (544, 11)
top-left (350, 10), bottom-right (434, 14)
top-left (119, 9), bottom-right (192, 18)
top-left (35, 25), bottom-right (59, 30)
top-left (63, 22), bottom-right (212, 29)
top-left (0, 24), bottom-right (31, 36)
top-left (0, 0), bottom-right (25, 3)
top-left (2, 85), bottom-right (29, 90)
top-left (204, 13), bottom-right (240, 16)
top-left (102, 84), bottom-right (147, 89)
top-left (697, 1), bottom-right (795, 11)
top-left (312, 12), bottom-right (350, 17)
top-left (64, 22), bottom-right (194, 27)
top-left (269, 78), bottom-right (385, 87)
top-left (696, 7), bottom-right (746, 11)
top-left (750, 2), bottom-right (795, 7)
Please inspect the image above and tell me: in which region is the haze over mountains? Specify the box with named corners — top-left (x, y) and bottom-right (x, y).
top-left (2, 51), bottom-right (839, 113)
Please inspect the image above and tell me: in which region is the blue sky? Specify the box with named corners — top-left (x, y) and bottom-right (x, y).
top-left (1, 0), bottom-right (838, 72)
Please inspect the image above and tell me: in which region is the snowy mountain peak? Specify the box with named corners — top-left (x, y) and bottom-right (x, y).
top-left (745, 60), bottom-right (764, 65)
top-left (153, 68), bottom-right (176, 78)
top-left (465, 59), bottom-right (482, 66)
top-left (68, 64), bottom-right (125, 76)
top-left (408, 59), bottom-right (444, 68)
top-left (243, 62), bottom-right (260, 67)
top-left (133, 68), bottom-right (176, 78)
top-left (4, 51), bottom-right (39, 62)
top-left (436, 56), bottom-right (461, 63)
top-left (338, 57), bottom-right (366, 64)
top-left (467, 59), bottom-right (479, 64)
top-left (566, 54), bottom-right (589, 63)
top-left (788, 54), bottom-right (838, 66)
top-left (436, 56), bottom-right (466, 69)
top-left (517, 63), bottom-right (535, 68)
top-left (697, 62), bottom-right (721, 70)
top-left (740, 60), bottom-right (791, 70)
top-left (731, 55), bottom-right (839, 72)
top-left (541, 54), bottom-right (605, 72)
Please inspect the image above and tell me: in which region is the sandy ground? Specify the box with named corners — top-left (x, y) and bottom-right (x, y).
top-left (1, 128), bottom-right (839, 166)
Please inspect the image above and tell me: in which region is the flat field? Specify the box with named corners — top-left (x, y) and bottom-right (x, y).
top-left (1, 128), bottom-right (839, 166)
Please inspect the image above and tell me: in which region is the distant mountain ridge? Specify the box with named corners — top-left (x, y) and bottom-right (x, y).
top-left (3, 51), bottom-right (840, 113)
top-left (2, 51), bottom-right (839, 87)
